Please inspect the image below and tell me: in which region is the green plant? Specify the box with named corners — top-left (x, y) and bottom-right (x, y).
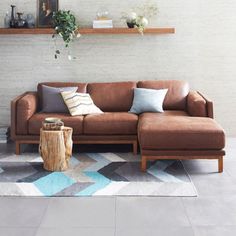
top-left (52, 10), bottom-right (80, 59)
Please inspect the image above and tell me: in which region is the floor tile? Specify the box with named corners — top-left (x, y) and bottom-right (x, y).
top-left (190, 177), bottom-right (236, 197)
top-left (182, 196), bottom-right (236, 226)
top-left (183, 156), bottom-right (236, 197)
top-left (0, 227), bottom-right (37, 236)
top-left (193, 226), bottom-right (236, 236)
top-left (0, 197), bottom-right (49, 227)
top-left (183, 163), bottom-right (236, 197)
top-left (40, 197), bottom-right (116, 228)
top-left (35, 227), bottom-right (115, 236)
top-left (116, 197), bottom-right (190, 229)
top-left (115, 227), bottom-right (194, 236)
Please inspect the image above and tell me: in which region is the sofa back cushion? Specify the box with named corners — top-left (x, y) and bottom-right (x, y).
top-left (138, 80), bottom-right (189, 110)
top-left (37, 82), bottom-right (87, 110)
top-left (87, 82), bottom-right (137, 112)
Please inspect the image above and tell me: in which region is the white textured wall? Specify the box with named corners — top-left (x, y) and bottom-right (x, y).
top-left (0, 0), bottom-right (236, 136)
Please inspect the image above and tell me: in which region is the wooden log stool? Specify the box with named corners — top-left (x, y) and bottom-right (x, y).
top-left (39, 127), bottom-right (73, 171)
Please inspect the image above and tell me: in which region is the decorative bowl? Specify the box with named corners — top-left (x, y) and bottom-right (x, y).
top-left (44, 117), bottom-right (62, 123)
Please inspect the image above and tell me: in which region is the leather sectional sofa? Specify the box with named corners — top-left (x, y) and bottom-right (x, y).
top-left (11, 80), bottom-right (225, 172)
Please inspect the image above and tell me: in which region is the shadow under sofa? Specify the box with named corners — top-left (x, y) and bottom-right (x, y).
top-left (11, 80), bottom-right (225, 172)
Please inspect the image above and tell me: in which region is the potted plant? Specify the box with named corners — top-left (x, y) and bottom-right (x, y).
top-left (122, 2), bottom-right (158, 34)
top-left (52, 10), bottom-right (80, 59)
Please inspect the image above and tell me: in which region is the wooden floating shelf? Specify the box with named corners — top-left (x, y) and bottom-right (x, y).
top-left (0, 28), bottom-right (54, 34)
top-left (0, 27), bottom-right (175, 35)
top-left (79, 28), bottom-right (175, 34)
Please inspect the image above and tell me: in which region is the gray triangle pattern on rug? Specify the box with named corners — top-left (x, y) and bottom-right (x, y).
top-left (0, 153), bottom-right (197, 197)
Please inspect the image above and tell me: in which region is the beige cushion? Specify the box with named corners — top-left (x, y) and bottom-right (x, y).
top-left (61, 91), bottom-right (103, 116)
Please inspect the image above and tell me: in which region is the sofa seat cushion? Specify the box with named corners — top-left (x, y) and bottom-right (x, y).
top-left (84, 112), bottom-right (138, 135)
top-left (138, 111), bottom-right (225, 150)
top-left (28, 113), bottom-right (83, 135)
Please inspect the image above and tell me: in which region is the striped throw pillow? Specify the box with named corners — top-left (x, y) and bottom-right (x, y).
top-left (61, 91), bottom-right (103, 116)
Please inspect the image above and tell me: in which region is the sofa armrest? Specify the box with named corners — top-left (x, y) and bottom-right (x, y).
top-left (11, 92), bottom-right (38, 137)
top-left (187, 91), bottom-right (209, 117)
top-left (197, 91), bottom-right (214, 118)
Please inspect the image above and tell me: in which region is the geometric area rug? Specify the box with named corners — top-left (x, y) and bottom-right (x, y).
top-left (0, 153), bottom-right (197, 197)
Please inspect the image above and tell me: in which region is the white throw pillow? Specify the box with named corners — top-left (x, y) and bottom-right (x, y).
top-left (61, 91), bottom-right (103, 116)
top-left (129, 88), bottom-right (168, 114)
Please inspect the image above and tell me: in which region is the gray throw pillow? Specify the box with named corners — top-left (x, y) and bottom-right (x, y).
top-left (129, 88), bottom-right (168, 114)
top-left (41, 85), bottom-right (78, 113)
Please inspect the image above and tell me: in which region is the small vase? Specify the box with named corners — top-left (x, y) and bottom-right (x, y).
top-left (127, 22), bottom-right (136, 28)
top-left (15, 12), bottom-right (27, 28)
top-left (10, 5), bottom-right (16, 28)
top-left (4, 12), bottom-right (10, 28)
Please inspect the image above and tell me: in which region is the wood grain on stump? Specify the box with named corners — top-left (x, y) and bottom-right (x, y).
top-left (39, 127), bottom-right (73, 171)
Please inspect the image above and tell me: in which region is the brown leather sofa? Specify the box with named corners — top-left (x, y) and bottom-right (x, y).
top-left (11, 80), bottom-right (225, 172)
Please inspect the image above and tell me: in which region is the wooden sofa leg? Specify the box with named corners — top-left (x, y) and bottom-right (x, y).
top-left (133, 141), bottom-right (138, 155)
top-left (218, 156), bottom-right (223, 173)
top-left (15, 141), bottom-right (21, 155)
top-left (141, 156), bottom-right (147, 172)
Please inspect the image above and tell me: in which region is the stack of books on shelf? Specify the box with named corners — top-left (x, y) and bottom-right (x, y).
top-left (0, 126), bottom-right (10, 143)
top-left (93, 20), bottom-right (113, 29)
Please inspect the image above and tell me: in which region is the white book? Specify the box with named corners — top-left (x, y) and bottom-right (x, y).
top-left (93, 20), bottom-right (113, 29)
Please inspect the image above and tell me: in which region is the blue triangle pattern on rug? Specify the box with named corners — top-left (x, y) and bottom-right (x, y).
top-left (0, 153), bottom-right (197, 197)
top-left (34, 172), bottom-right (77, 196)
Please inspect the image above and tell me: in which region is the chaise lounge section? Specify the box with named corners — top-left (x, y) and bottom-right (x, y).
top-left (137, 81), bottom-right (225, 172)
top-left (11, 80), bottom-right (225, 172)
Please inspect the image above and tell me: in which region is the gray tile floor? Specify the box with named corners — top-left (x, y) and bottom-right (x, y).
top-left (0, 138), bottom-right (235, 236)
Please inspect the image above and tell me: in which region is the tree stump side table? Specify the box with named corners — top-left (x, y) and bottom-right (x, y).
top-left (39, 127), bottom-right (73, 171)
